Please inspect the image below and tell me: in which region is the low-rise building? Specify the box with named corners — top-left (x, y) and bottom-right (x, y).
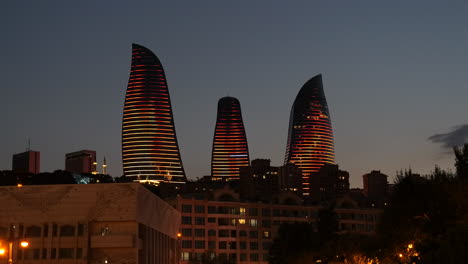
top-left (0, 183), bottom-right (180, 264)
top-left (335, 195), bottom-right (383, 234)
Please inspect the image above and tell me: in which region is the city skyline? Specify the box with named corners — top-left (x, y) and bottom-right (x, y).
top-left (2, 1), bottom-right (468, 188)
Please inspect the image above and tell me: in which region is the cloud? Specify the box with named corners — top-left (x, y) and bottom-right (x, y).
top-left (428, 124), bottom-right (468, 149)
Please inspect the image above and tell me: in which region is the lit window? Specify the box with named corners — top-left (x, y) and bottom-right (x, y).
top-left (181, 252), bottom-right (190, 261)
top-left (249, 219), bottom-right (257, 227)
top-left (240, 208), bottom-right (246, 216)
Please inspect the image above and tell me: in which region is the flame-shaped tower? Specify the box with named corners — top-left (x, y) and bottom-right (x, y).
top-left (285, 74), bottom-right (334, 195)
top-left (122, 43), bottom-right (186, 183)
top-left (211, 97), bottom-right (250, 180)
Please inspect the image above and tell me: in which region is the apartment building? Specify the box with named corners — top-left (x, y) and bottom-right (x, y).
top-left (168, 189), bottom-right (320, 264)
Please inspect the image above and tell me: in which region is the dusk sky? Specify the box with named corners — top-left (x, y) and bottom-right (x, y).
top-left (2, 1), bottom-right (468, 187)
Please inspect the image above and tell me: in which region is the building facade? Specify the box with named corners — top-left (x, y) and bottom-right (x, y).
top-left (122, 43), bottom-right (186, 183)
top-left (12, 150), bottom-right (40, 174)
top-left (363, 170), bottom-right (389, 206)
top-left (0, 183), bottom-right (180, 264)
top-left (285, 74), bottom-right (334, 196)
top-left (334, 196), bottom-right (383, 234)
top-left (311, 164), bottom-right (350, 202)
top-left (65, 150), bottom-right (97, 174)
top-left (211, 97), bottom-right (250, 180)
top-left (168, 190), bottom-right (319, 264)
top-left (168, 188), bottom-right (382, 264)
top-left (239, 159), bottom-right (303, 201)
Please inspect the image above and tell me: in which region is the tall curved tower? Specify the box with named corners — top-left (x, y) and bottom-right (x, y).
top-left (211, 97), bottom-right (250, 180)
top-left (122, 43), bottom-right (186, 183)
top-left (285, 74), bottom-right (334, 195)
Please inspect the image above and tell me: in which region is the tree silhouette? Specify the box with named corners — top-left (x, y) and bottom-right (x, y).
top-left (454, 143), bottom-right (468, 179)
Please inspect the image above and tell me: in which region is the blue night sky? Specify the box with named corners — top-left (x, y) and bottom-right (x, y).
top-left (2, 1), bottom-right (468, 187)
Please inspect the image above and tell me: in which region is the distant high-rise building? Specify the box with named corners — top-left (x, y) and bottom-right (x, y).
top-left (12, 150), bottom-right (40, 174)
top-left (285, 74), bottom-right (335, 196)
top-left (211, 97), bottom-right (249, 180)
top-left (312, 164), bottom-right (349, 202)
top-left (65, 150), bottom-right (97, 174)
top-left (363, 170), bottom-right (388, 206)
top-left (239, 159), bottom-right (303, 202)
top-left (122, 43), bottom-right (186, 183)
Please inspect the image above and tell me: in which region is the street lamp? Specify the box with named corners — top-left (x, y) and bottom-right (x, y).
top-left (5, 240), bottom-right (29, 264)
top-left (176, 233), bottom-right (182, 264)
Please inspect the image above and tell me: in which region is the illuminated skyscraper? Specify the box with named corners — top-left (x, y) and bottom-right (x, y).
top-left (285, 74), bottom-right (334, 195)
top-left (211, 97), bottom-right (249, 180)
top-left (122, 44), bottom-right (186, 183)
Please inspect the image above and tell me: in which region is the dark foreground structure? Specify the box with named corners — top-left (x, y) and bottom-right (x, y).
top-left (0, 183), bottom-right (181, 264)
top-left (122, 44), bottom-right (186, 183)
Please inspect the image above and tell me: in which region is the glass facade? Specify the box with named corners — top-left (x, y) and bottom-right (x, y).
top-left (211, 97), bottom-right (249, 180)
top-left (284, 74), bottom-right (334, 195)
top-left (122, 44), bottom-right (186, 182)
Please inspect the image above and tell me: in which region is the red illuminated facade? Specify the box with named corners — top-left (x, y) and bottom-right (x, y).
top-left (122, 43), bottom-right (186, 183)
top-left (12, 150), bottom-right (40, 174)
top-left (65, 150), bottom-right (96, 174)
top-left (285, 74), bottom-right (334, 196)
top-left (211, 97), bottom-right (249, 180)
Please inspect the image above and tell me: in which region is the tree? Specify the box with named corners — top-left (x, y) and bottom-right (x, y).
top-left (317, 207), bottom-right (338, 243)
top-left (454, 143), bottom-right (468, 179)
top-left (269, 222), bottom-right (319, 264)
top-left (377, 167), bottom-right (468, 264)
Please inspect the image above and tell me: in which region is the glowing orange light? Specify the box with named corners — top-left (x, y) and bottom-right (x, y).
top-left (20, 241), bottom-right (29, 248)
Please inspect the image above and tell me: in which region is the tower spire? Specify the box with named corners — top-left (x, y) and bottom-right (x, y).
top-left (102, 157), bottom-right (107, 175)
